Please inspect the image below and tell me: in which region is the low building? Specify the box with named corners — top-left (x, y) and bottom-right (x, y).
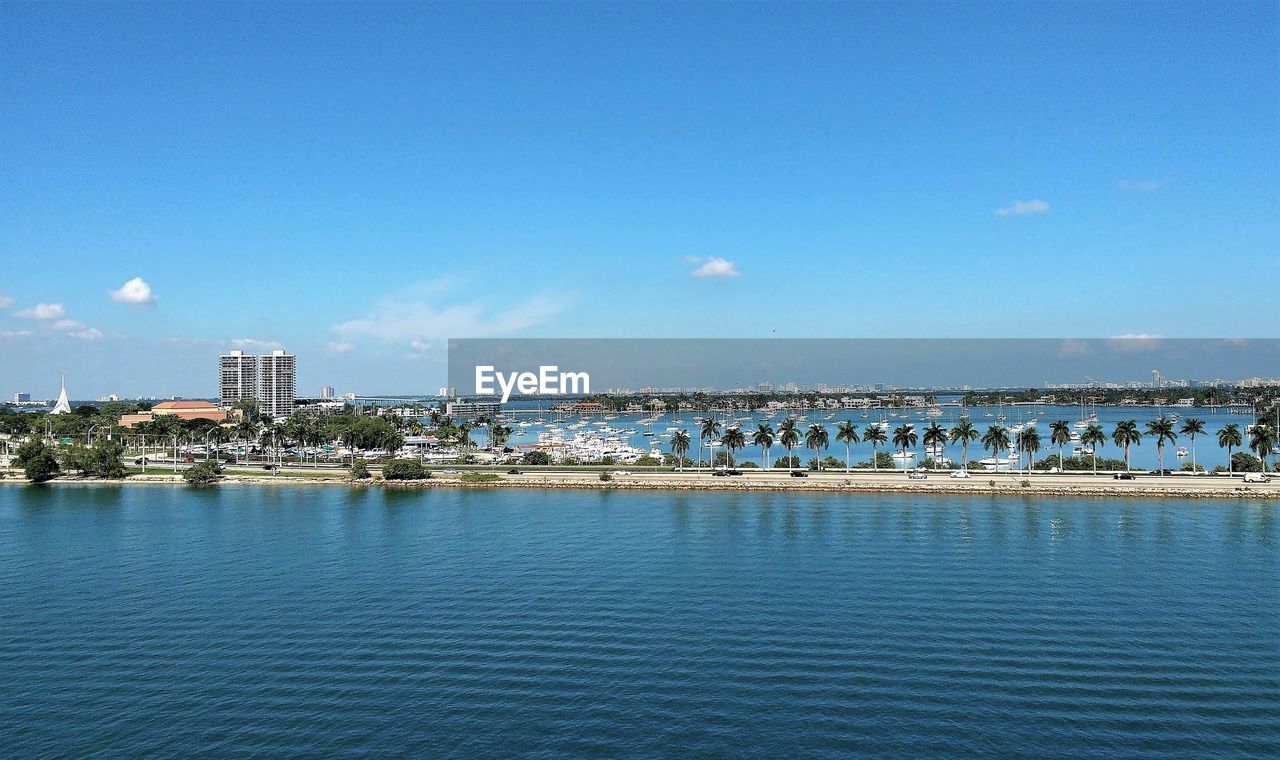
top-left (119, 400), bottom-right (228, 428)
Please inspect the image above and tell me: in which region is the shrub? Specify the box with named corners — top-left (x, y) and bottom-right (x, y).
top-left (350, 460), bottom-right (371, 479)
top-left (599, 471), bottom-right (612, 482)
top-left (382, 459), bottom-right (430, 481)
top-left (183, 461), bottom-right (220, 485)
top-left (738, 461), bottom-right (758, 468)
top-left (635, 455), bottom-right (662, 467)
top-left (459, 472), bottom-right (501, 483)
top-left (773, 455), bottom-right (801, 469)
top-left (522, 450), bottom-right (553, 466)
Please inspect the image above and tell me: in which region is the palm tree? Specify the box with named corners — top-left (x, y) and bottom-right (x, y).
top-left (671, 430), bottom-right (691, 472)
top-left (1049, 420), bottom-right (1072, 472)
top-left (1081, 423), bottom-right (1107, 474)
top-left (862, 424), bottom-right (887, 472)
top-left (1112, 420), bottom-right (1142, 472)
top-left (805, 424), bottom-right (829, 471)
top-left (1017, 427), bottom-right (1041, 474)
top-left (721, 427), bottom-right (746, 469)
top-left (949, 419), bottom-right (979, 472)
top-left (1249, 424), bottom-right (1276, 474)
top-left (699, 417), bottom-right (721, 473)
top-left (1218, 423), bottom-right (1242, 475)
top-left (922, 422), bottom-right (947, 469)
top-left (982, 425), bottom-right (1010, 470)
top-left (779, 418), bottom-right (800, 472)
top-left (752, 423), bottom-right (775, 468)
top-left (892, 424), bottom-right (917, 476)
top-left (1145, 417), bottom-right (1177, 475)
top-left (834, 421), bottom-right (859, 473)
top-left (1180, 417), bottom-right (1206, 473)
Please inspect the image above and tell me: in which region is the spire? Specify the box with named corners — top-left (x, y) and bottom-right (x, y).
top-left (51, 375), bottom-right (72, 415)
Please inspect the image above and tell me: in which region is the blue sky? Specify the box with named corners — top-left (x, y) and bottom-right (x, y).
top-left (1, 1), bottom-right (1276, 397)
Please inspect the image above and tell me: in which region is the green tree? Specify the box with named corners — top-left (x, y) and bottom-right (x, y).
top-left (1218, 424), bottom-right (1242, 475)
top-left (805, 424), bottom-right (829, 470)
top-left (922, 422), bottom-right (947, 468)
top-left (1249, 424), bottom-right (1276, 474)
top-left (892, 424), bottom-right (918, 476)
top-left (1017, 427), bottom-right (1041, 473)
top-left (949, 419), bottom-right (980, 472)
top-left (699, 418), bottom-right (721, 473)
top-left (1112, 420), bottom-right (1142, 472)
top-left (982, 425), bottom-right (1010, 468)
top-left (349, 459), bottom-right (371, 479)
top-left (862, 424), bottom-right (887, 472)
top-left (721, 427), bottom-right (746, 468)
top-left (1081, 423), bottom-right (1107, 474)
top-left (835, 421), bottom-right (859, 473)
top-left (752, 423), bottom-right (775, 469)
top-left (1180, 417), bottom-right (1206, 473)
top-left (778, 419), bottom-right (800, 473)
top-left (1145, 417), bottom-right (1177, 475)
top-left (1049, 420), bottom-right (1072, 472)
top-left (670, 430), bottom-right (691, 472)
top-left (21, 442), bottom-right (60, 483)
top-left (84, 439), bottom-right (127, 479)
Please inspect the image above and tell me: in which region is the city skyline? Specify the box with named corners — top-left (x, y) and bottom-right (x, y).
top-left (2, 1), bottom-right (1277, 397)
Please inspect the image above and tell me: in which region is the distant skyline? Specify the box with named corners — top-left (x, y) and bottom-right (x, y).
top-left (2, 1), bottom-right (1277, 397)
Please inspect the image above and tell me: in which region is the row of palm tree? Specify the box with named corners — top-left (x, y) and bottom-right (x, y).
top-left (666, 415), bottom-right (1278, 475)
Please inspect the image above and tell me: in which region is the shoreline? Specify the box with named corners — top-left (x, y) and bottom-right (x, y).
top-left (3, 472), bottom-right (1277, 500)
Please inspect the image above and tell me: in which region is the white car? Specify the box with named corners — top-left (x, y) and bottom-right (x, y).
top-left (441, 469), bottom-right (461, 474)
top-left (610, 470), bottom-right (631, 476)
top-left (907, 470), bottom-right (928, 480)
top-left (1243, 472), bottom-right (1272, 483)
top-left (949, 470), bottom-right (971, 479)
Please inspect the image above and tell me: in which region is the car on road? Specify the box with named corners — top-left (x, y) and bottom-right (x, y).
top-left (1152, 468), bottom-right (1174, 476)
top-left (789, 471), bottom-right (808, 478)
top-left (1243, 472), bottom-right (1272, 483)
top-left (441, 469), bottom-right (461, 474)
top-left (907, 470), bottom-right (928, 480)
top-left (726, 469), bottom-right (742, 476)
top-left (949, 470), bottom-right (971, 479)
top-left (133, 457), bottom-right (149, 465)
top-left (507, 469), bottom-right (523, 475)
top-left (610, 470), bottom-right (631, 476)
top-left (262, 464), bottom-right (278, 471)
top-left (1114, 472), bottom-right (1136, 480)
top-left (711, 469), bottom-right (729, 477)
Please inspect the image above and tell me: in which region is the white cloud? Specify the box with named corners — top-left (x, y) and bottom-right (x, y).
top-left (333, 285), bottom-right (565, 344)
top-left (0, 292), bottom-right (12, 308)
top-left (994, 199), bottom-right (1050, 217)
top-left (15, 302), bottom-right (66, 320)
top-left (69, 327), bottom-right (103, 341)
top-left (1119, 179), bottom-right (1164, 192)
top-left (1108, 334), bottom-right (1163, 352)
top-left (51, 319), bottom-right (86, 332)
top-left (109, 277), bottom-right (158, 305)
top-left (689, 257), bottom-right (741, 278)
top-left (0, 330), bottom-right (33, 338)
top-left (229, 338), bottom-right (282, 350)
top-left (326, 341), bottom-right (355, 354)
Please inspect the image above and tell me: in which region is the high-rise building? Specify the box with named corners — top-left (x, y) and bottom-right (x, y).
top-left (258, 349), bottom-right (297, 419)
top-left (320, 385), bottom-right (335, 399)
top-left (12, 392), bottom-right (30, 403)
top-left (219, 350), bottom-right (258, 409)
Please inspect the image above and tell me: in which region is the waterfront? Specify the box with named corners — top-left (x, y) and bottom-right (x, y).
top-left (2, 486), bottom-right (1277, 756)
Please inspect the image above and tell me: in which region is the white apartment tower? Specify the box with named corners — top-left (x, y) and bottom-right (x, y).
top-left (257, 349), bottom-right (297, 419)
top-left (219, 350), bottom-right (258, 409)
top-left (219, 348), bottom-right (296, 418)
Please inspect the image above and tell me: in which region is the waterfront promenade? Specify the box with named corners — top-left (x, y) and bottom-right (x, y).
top-left (5, 465), bottom-right (1277, 499)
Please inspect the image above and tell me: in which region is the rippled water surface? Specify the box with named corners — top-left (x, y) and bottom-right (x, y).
top-left (2, 485), bottom-right (1278, 757)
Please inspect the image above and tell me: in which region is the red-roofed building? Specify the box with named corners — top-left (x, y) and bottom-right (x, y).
top-left (119, 400), bottom-right (229, 428)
